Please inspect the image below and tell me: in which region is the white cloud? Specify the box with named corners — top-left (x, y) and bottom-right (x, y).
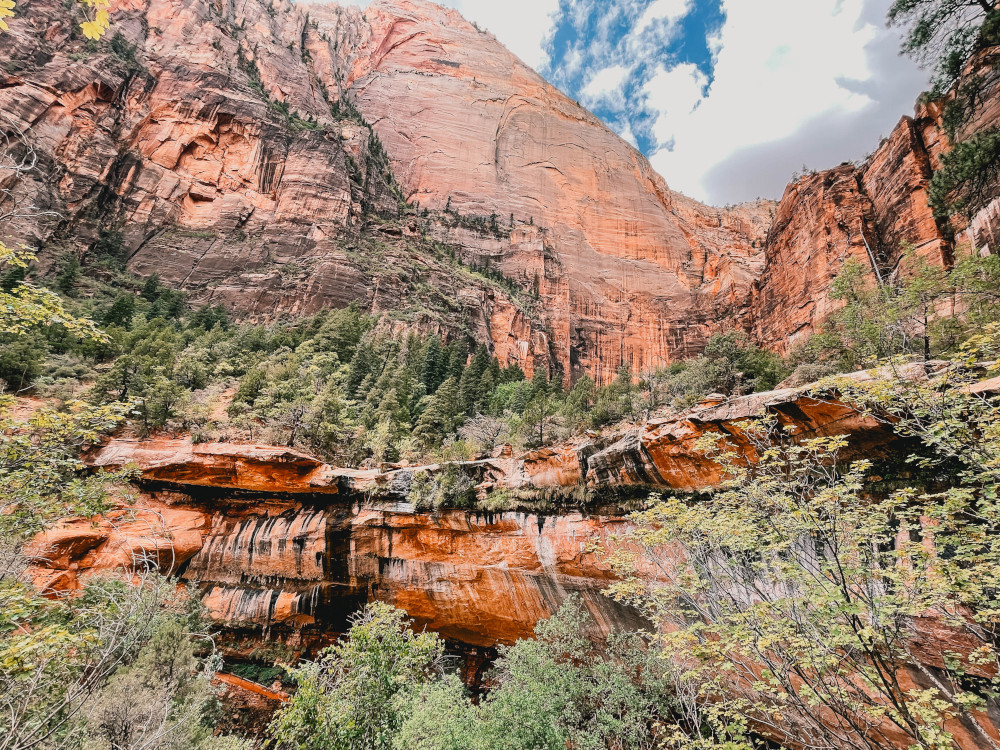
top-left (645, 0), bottom-right (925, 203)
top-left (454, 0), bottom-right (559, 69)
top-left (581, 64), bottom-right (630, 107)
top-left (619, 120), bottom-right (638, 146)
top-left (321, 0), bottom-right (928, 204)
top-left (635, 0), bottom-right (690, 34)
top-left (642, 62), bottom-right (706, 135)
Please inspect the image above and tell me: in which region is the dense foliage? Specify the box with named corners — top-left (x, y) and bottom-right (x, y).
top-left (790, 245), bottom-right (1000, 376)
top-left (4, 255), bottom-right (785, 478)
top-left (270, 598), bottom-right (683, 750)
top-left (0, 248), bottom-right (244, 750)
top-left (606, 328), bottom-right (1000, 750)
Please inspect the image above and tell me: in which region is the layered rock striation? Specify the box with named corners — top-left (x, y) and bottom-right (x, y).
top-left (749, 48), bottom-right (1000, 353)
top-left (749, 114), bottom-right (953, 353)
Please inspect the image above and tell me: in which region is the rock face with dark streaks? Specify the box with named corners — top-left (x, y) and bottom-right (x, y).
top-left (28, 490), bottom-right (646, 647)
top-left (27, 376), bottom-right (908, 646)
top-left (27, 371), bottom-right (1000, 747)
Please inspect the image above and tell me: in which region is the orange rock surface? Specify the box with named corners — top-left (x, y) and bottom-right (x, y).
top-left (750, 112), bottom-right (953, 353)
top-left (26, 498), bottom-right (209, 593)
top-left (86, 438), bottom-right (341, 494)
top-left (83, 376), bottom-right (905, 501)
top-left (50, 378), bottom-right (905, 646)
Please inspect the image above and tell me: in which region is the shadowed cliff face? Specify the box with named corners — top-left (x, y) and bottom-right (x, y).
top-left (0, 0), bottom-right (555, 374)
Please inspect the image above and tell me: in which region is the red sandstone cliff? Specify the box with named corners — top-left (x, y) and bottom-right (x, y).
top-left (310, 0), bottom-right (774, 380)
top-left (0, 0), bottom-right (555, 374)
top-left (3, 0), bottom-right (999, 381)
top-left (0, 0), bottom-right (770, 383)
top-left (750, 49), bottom-right (1000, 354)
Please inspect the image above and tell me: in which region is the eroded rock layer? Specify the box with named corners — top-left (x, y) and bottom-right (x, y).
top-left (84, 373), bottom-right (910, 503)
top-left (28, 378), bottom-right (902, 645)
top-left (28, 492), bottom-right (644, 647)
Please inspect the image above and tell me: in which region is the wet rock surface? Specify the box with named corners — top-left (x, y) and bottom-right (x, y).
top-left (30, 380), bottom-right (904, 647)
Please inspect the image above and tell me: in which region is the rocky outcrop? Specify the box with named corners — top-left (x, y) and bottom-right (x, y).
top-left (26, 497), bottom-right (209, 593)
top-left (83, 377), bottom-right (906, 502)
top-left (86, 439), bottom-right (342, 493)
top-left (750, 49), bottom-right (1000, 354)
top-left (38, 376), bottom-right (904, 636)
top-left (28, 491), bottom-right (644, 647)
top-left (27, 379), bottom-right (900, 646)
top-left (28, 375), bottom-right (1000, 747)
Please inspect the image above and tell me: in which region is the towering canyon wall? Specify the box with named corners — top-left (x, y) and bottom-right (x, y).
top-left (750, 49), bottom-right (1000, 354)
top-left (749, 113), bottom-right (953, 353)
top-left (2, 0), bottom-right (998, 380)
top-left (308, 0), bottom-right (774, 381)
top-left (0, 0), bottom-right (772, 383)
top-left (0, 0), bottom-right (555, 373)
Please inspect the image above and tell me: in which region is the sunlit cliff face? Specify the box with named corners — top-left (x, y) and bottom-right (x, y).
top-left (3, 0), bottom-right (983, 386)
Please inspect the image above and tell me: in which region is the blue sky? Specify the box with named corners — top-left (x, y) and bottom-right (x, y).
top-left (338, 0), bottom-right (930, 206)
top-left (543, 0), bottom-right (726, 162)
